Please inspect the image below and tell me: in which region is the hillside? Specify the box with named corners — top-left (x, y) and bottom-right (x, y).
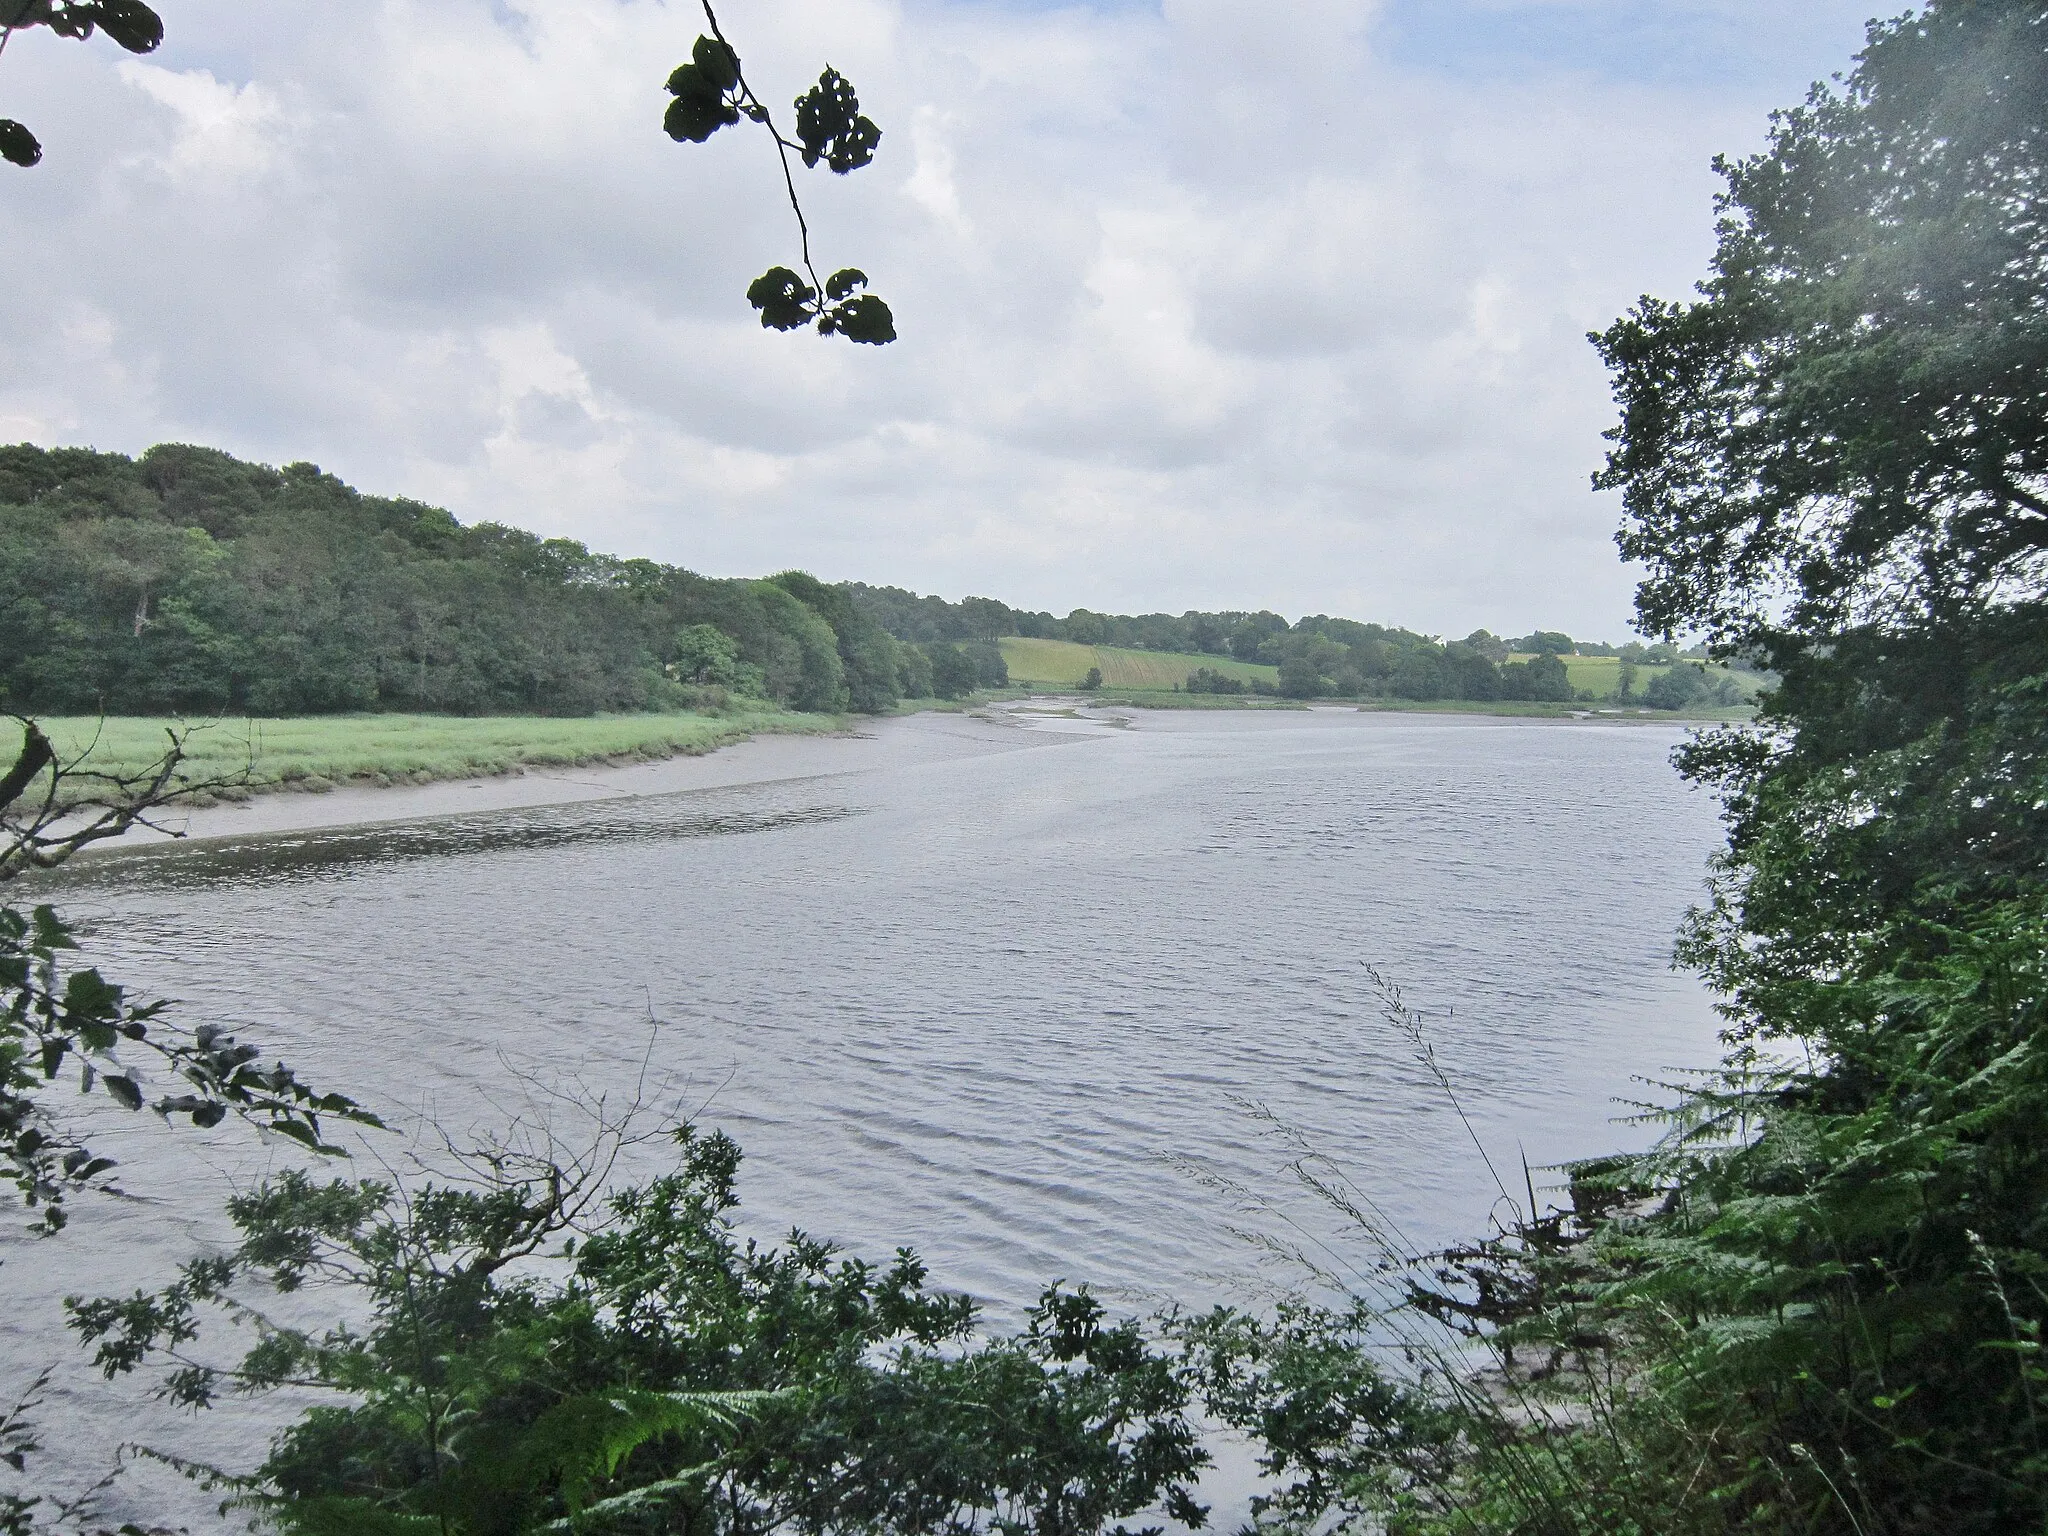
top-left (998, 638), bottom-right (1278, 690)
top-left (0, 443), bottom-right (923, 718)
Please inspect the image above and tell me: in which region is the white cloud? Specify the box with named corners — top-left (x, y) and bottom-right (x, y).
top-left (0, 0), bottom-right (1873, 638)
top-left (114, 62), bottom-right (289, 180)
top-left (902, 105), bottom-right (968, 232)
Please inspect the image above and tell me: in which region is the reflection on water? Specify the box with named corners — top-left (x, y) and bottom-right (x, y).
top-left (7, 708), bottom-right (1727, 1529)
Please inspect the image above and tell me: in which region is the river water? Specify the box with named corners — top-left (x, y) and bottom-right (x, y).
top-left (5, 705), bottom-right (1729, 1527)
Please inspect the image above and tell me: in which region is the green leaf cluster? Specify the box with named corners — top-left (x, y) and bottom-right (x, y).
top-left (662, 36), bottom-right (745, 145)
top-left (0, 896), bottom-right (380, 1234)
top-left (745, 265), bottom-right (895, 346)
top-left (793, 67), bottom-right (879, 173)
top-left (73, 1126), bottom-right (1208, 1536)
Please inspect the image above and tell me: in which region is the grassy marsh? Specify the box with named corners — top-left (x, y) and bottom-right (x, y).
top-left (32, 709), bottom-right (844, 802)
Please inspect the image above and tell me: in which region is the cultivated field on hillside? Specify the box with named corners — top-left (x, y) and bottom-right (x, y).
top-left (999, 638), bottom-right (1278, 690)
top-left (1505, 654), bottom-right (1768, 700)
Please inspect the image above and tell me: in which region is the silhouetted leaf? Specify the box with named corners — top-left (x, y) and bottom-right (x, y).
top-left (0, 120), bottom-right (44, 169)
top-left (63, 968), bottom-right (122, 1019)
top-left (827, 293), bottom-right (895, 345)
top-left (824, 267), bottom-right (867, 302)
top-left (267, 1118), bottom-right (321, 1151)
top-left (103, 1074), bottom-right (143, 1111)
top-left (747, 266), bottom-right (817, 331)
top-left (794, 67), bottom-right (879, 173)
top-left (90, 0), bottom-right (163, 53)
top-left (692, 34), bottom-right (740, 93)
top-left (663, 65), bottom-right (740, 144)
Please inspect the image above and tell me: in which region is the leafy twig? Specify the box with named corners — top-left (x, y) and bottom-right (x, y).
top-left (663, 3), bottom-right (895, 342)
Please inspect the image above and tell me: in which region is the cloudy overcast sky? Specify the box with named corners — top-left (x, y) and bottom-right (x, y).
top-left (2, 0), bottom-right (1875, 639)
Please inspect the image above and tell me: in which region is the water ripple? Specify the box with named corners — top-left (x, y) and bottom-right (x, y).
top-left (7, 711), bottom-right (1725, 1530)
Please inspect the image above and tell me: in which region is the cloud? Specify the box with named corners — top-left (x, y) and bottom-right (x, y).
top-left (113, 62), bottom-right (289, 179)
top-left (0, 0), bottom-right (1873, 638)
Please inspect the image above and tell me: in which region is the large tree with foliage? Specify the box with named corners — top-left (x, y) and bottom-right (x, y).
top-left (1595, 0), bottom-right (2048, 1069)
top-left (1182, 7), bottom-right (2048, 1534)
top-left (1600, 0), bottom-right (2047, 649)
top-left (1577, 11), bottom-right (2048, 1525)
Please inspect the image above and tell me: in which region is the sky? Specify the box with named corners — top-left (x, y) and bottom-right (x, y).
top-left (0, 0), bottom-right (1880, 640)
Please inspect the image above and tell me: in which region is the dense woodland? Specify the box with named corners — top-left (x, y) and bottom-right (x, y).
top-left (0, 441), bottom-right (1731, 720)
top-left (0, 444), bottom-right (922, 717)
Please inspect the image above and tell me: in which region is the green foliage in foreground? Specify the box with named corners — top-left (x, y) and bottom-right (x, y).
top-left (1173, 905), bottom-right (2048, 1533)
top-left (32, 710), bottom-right (842, 803)
top-left (74, 1127), bottom-right (1206, 1536)
top-left (1, 902), bottom-right (378, 1237)
top-left (0, 716), bottom-right (384, 1532)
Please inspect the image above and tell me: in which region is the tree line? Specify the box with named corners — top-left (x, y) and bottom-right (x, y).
top-left (2, 438), bottom-right (1720, 721)
top-left (855, 585), bottom-right (1756, 708)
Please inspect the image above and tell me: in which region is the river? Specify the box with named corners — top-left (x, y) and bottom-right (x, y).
top-left (5, 704), bottom-right (1729, 1527)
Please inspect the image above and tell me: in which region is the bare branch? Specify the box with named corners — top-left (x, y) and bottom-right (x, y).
top-left (0, 713), bottom-right (253, 884)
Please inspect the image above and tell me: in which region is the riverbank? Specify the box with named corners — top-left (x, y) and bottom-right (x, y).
top-left (37, 708), bottom-right (848, 806)
top-left (46, 708), bottom-right (1083, 848)
top-left (34, 694), bottom-right (1745, 819)
top-left (32, 699), bottom-right (1720, 854)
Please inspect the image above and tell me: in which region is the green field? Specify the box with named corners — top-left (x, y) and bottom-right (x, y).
top-left (999, 638), bottom-right (1277, 690)
top-left (28, 709), bottom-right (841, 803)
top-left (1505, 653), bottom-right (1767, 701)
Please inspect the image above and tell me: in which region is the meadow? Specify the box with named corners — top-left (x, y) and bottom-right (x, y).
top-left (998, 637), bottom-right (1278, 690)
top-left (31, 709), bottom-right (842, 801)
top-left (1503, 653), bottom-right (1768, 701)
